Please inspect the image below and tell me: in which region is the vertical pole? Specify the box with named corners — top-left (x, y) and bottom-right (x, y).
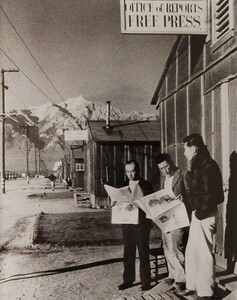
top-left (26, 125), bottom-right (29, 178)
top-left (35, 145), bottom-right (37, 175)
top-left (1, 69), bottom-right (19, 192)
top-left (1, 70), bottom-right (5, 193)
top-left (38, 150), bottom-right (41, 174)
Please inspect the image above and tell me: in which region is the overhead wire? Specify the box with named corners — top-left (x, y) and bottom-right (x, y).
top-left (0, 48), bottom-right (56, 104)
top-left (0, 5), bottom-right (66, 103)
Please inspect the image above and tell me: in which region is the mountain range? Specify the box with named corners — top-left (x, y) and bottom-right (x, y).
top-left (5, 95), bottom-right (158, 174)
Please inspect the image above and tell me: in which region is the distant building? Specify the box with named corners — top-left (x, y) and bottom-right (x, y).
top-left (84, 120), bottom-right (161, 208)
top-left (70, 145), bottom-right (84, 189)
top-left (151, 1), bottom-right (237, 272)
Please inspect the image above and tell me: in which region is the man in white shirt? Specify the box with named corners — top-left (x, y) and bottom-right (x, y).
top-left (156, 153), bottom-right (191, 292)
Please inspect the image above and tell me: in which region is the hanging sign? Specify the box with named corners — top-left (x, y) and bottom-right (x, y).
top-left (120, 0), bottom-right (207, 35)
top-left (64, 130), bottom-right (88, 141)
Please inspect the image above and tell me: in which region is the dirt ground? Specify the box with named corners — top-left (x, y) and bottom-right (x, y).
top-left (0, 179), bottom-right (162, 300)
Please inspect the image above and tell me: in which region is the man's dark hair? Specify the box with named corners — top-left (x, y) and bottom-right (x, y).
top-left (125, 160), bottom-right (140, 173)
top-left (183, 133), bottom-right (205, 149)
top-left (155, 153), bottom-right (173, 165)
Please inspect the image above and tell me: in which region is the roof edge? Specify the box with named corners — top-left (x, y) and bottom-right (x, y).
top-left (151, 36), bottom-right (182, 106)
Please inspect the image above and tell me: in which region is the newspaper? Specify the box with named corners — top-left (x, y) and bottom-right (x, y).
top-left (104, 182), bottom-right (143, 224)
top-left (135, 189), bottom-right (190, 233)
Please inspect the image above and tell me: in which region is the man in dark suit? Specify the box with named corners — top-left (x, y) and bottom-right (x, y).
top-left (118, 160), bottom-right (153, 291)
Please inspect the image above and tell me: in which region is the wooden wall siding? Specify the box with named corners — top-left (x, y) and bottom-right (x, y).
top-left (114, 145), bottom-right (125, 185)
top-left (160, 104), bottom-right (165, 150)
top-left (167, 60), bottom-right (176, 94)
top-left (189, 78), bottom-right (202, 134)
top-left (160, 82), bottom-right (166, 100)
top-left (164, 102), bottom-right (167, 149)
top-left (97, 144), bottom-right (116, 195)
top-left (147, 144), bottom-right (161, 191)
top-left (176, 88), bottom-right (187, 144)
top-left (177, 36), bottom-right (189, 86)
top-left (205, 52), bottom-right (237, 93)
top-left (87, 142), bottom-right (161, 198)
top-left (229, 77), bottom-right (237, 153)
top-left (190, 35), bottom-right (205, 77)
top-left (213, 87), bottom-right (222, 168)
top-left (73, 158), bottom-right (84, 188)
top-left (205, 35), bottom-right (237, 72)
top-left (135, 145), bottom-right (145, 176)
top-left (177, 144), bottom-right (188, 171)
top-left (152, 3), bottom-right (237, 267)
top-left (225, 77), bottom-right (237, 265)
top-left (166, 96), bottom-right (175, 147)
top-left (167, 147), bottom-right (176, 165)
top-left (222, 33), bottom-right (237, 54)
top-left (204, 91), bottom-right (213, 154)
top-left (84, 144), bottom-right (90, 193)
top-left (90, 144), bottom-right (95, 194)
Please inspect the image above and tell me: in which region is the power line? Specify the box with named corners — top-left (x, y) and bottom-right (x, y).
top-left (0, 5), bottom-right (66, 103)
top-left (0, 48), bottom-right (56, 104)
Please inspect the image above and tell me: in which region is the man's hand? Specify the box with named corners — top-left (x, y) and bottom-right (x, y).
top-left (175, 194), bottom-right (183, 201)
top-left (125, 203), bottom-right (137, 211)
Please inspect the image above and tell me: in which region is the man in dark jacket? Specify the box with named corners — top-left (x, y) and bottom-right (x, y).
top-left (156, 153), bottom-right (190, 292)
top-left (118, 160), bottom-right (153, 291)
top-left (180, 133), bottom-right (224, 299)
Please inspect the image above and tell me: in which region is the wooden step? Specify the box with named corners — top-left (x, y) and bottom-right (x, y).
top-left (216, 265), bottom-right (237, 293)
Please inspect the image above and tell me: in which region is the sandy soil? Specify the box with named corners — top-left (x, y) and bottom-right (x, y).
top-left (0, 179), bottom-right (162, 300)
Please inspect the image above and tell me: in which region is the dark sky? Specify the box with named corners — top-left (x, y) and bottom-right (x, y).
top-left (1, 0), bottom-right (176, 113)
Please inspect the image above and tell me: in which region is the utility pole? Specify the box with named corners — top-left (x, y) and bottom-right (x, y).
top-left (26, 125), bottom-right (30, 178)
top-left (38, 150), bottom-right (40, 174)
top-left (35, 145), bottom-right (37, 175)
top-left (19, 124), bottom-right (35, 182)
top-left (1, 68), bottom-right (19, 194)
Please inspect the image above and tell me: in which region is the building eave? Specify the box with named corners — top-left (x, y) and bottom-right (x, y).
top-left (151, 36), bottom-right (182, 106)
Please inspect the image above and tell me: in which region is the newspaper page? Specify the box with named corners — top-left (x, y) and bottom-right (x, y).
top-left (136, 189), bottom-right (190, 232)
top-left (104, 182), bottom-right (143, 224)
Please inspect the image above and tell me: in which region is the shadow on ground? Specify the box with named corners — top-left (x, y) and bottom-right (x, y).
top-left (32, 211), bottom-right (162, 247)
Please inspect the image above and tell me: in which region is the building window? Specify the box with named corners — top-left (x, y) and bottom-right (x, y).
top-left (212, 0), bottom-right (234, 43)
top-left (75, 163), bottom-right (85, 171)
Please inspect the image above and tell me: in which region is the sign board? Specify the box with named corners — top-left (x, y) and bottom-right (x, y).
top-left (120, 0), bottom-right (207, 35)
top-left (64, 130), bottom-right (88, 141)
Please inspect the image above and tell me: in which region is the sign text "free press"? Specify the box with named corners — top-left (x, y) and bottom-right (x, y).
top-left (120, 0), bottom-right (207, 34)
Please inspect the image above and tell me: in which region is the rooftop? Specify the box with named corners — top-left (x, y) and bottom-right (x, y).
top-left (87, 120), bottom-right (160, 143)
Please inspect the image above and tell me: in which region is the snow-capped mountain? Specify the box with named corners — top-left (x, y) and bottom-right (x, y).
top-left (5, 96), bottom-right (158, 173)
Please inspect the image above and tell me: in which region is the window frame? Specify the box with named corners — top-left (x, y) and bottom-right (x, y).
top-left (75, 163), bottom-right (85, 172)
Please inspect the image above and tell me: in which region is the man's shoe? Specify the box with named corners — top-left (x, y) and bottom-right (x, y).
top-left (197, 296), bottom-right (215, 300)
top-left (163, 278), bottom-right (175, 285)
top-left (118, 282), bottom-right (133, 290)
top-left (140, 284), bottom-right (151, 291)
top-left (168, 286), bottom-right (177, 292)
top-left (176, 289), bottom-right (195, 296)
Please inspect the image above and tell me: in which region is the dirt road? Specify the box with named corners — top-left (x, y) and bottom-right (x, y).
top-left (0, 179), bottom-right (161, 300)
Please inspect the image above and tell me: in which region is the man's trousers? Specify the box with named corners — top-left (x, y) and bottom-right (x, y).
top-left (162, 227), bottom-right (188, 286)
top-left (185, 210), bottom-right (217, 297)
top-left (122, 224), bottom-right (151, 286)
